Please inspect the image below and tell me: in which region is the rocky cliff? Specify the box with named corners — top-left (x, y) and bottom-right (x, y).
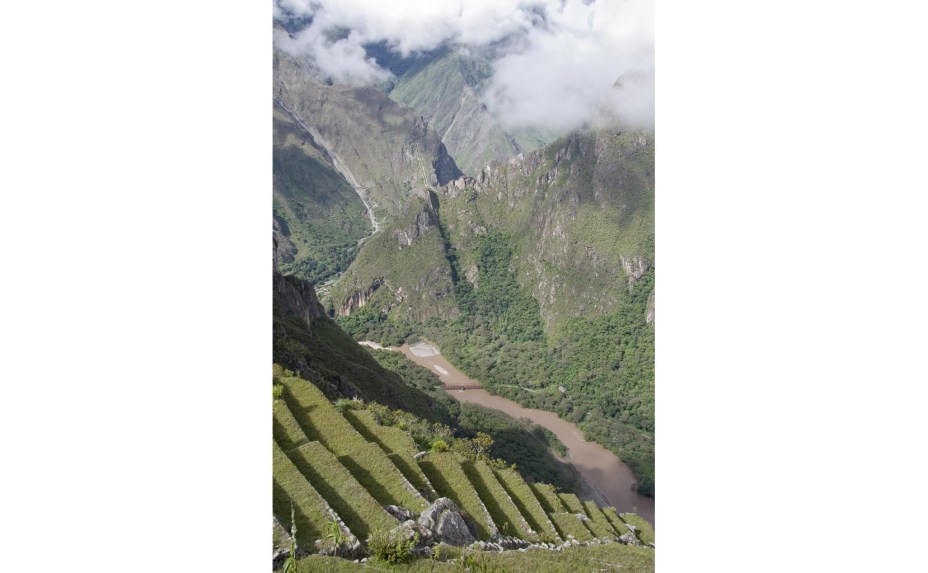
top-left (273, 235), bottom-right (325, 330)
top-left (437, 128), bottom-right (654, 333)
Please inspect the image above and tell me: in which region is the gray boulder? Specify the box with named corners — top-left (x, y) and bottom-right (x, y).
top-left (418, 498), bottom-right (477, 546)
top-left (390, 519), bottom-right (434, 547)
top-left (384, 505), bottom-right (419, 522)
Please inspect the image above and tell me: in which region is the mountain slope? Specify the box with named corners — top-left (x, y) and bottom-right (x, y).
top-left (385, 49), bottom-right (557, 176)
top-left (273, 49), bottom-right (462, 225)
top-left (273, 107), bottom-right (372, 285)
top-left (327, 191), bottom-right (458, 331)
top-left (331, 128), bottom-right (656, 495)
top-left (439, 128), bottom-right (654, 334)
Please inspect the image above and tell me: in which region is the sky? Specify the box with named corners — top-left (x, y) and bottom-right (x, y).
top-left (273, 0), bottom-right (654, 132)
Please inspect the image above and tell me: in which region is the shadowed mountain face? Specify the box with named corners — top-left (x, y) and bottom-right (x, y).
top-left (273, 107), bottom-right (372, 285)
top-left (273, 49), bottom-right (462, 224)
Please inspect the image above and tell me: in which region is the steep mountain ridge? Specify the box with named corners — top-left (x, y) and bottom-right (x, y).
top-left (329, 127), bottom-right (653, 335)
top-left (328, 191), bottom-right (457, 325)
top-left (273, 49), bottom-right (462, 225)
top-left (438, 128), bottom-right (654, 333)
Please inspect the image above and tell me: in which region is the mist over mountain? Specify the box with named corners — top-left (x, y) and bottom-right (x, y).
top-left (273, 0), bottom-right (654, 132)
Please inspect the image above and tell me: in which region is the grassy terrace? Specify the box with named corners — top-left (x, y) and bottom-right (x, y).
top-left (273, 400), bottom-right (310, 451)
top-left (287, 441), bottom-right (396, 541)
top-left (492, 466), bottom-right (561, 542)
top-left (272, 440), bottom-right (340, 547)
top-left (344, 409), bottom-right (437, 499)
top-left (295, 542), bottom-right (656, 572)
top-left (279, 377), bottom-right (427, 510)
top-left (602, 506), bottom-right (629, 534)
top-left (528, 482), bottom-right (566, 513)
top-left (584, 500), bottom-right (620, 535)
top-left (462, 460), bottom-right (535, 540)
top-left (548, 512), bottom-right (595, 542)
top-left (419, 452), bottom-right (498, 540)
top-left (557, 492), bottom-right (588, 516)
top-left (585, 519), bottom-right (618, 540)
top-left (620, 513), bottom-right (656, 545)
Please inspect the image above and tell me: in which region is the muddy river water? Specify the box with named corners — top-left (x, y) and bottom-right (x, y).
top-left (391, 340), bottom-right (655, 525)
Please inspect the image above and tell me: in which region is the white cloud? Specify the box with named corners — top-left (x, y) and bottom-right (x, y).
top-left (274, 0), bottom-right (654, 130)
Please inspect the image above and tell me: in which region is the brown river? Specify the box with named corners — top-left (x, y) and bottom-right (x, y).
top-left (385, 340), bottom-right (655, 526)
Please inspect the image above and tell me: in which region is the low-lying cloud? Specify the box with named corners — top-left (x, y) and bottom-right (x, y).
top-left (274, 0), bottom-right (654, 131)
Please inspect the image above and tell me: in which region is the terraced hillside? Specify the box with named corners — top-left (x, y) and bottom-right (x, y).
top-left (272, 374), bottom-right (654, 569)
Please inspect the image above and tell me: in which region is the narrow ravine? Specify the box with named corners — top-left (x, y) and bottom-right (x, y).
top-left (274, 94), bottom-right (381, 244)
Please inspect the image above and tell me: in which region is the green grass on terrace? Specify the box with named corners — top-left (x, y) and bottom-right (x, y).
top-left (273, 400), bottom-right (310, 451)
top-left (462, 460), bottom-right (535, 540)
top-left (601, 506), bottom-right (631, 538)
top-left (548, 512), bottom-right (595, 543)
top-left (620, 513), bottom-right (655, 545)
top-left (584, 519), bottom-right (618, 540)
top-left (492, 466), bottom-right (561, 542)
top-left (419, 452), bottom-right (497, 540)
top-left (279, 377), bottom-right (427, 510)
top-left (527, 482), bottom-right (566, 514)
top-left (272, 440), bottom-right (337, 548)
top-left (388, 452), bottom-right (436, 501)
top-left (286, 441), bottom-right (396, 541)
top-left (557, 492), bottom-right (588, 516)
top-left (344, 409), bottom-right (437, 499)
top-left (583, 500), bottom-right (620, 536)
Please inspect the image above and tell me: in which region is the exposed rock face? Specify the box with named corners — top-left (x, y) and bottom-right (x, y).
top-left (273, 235), bottom-right (325, 329)
top-left (395, 208), bottom-right (437, 248)
top-left (417, 498), bottom-right (477, 546)
top-left (433, 142), bottom-right (464, 186)
top-left (272, 218), bottom-right (297, 264)
top-left (620, 255), bottom-right (650, 286)
top-left (339, 277), bottom-right (383, 316)
top-left (390, 519), bottom-right (435, 547)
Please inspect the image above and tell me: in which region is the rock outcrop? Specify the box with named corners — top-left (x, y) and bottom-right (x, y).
top-left (417, 498), bottom-right (478, 546)
top-left (338, 277), bottom-right (383, 316)
top-left (273, 235), bottom-right (325, 329)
